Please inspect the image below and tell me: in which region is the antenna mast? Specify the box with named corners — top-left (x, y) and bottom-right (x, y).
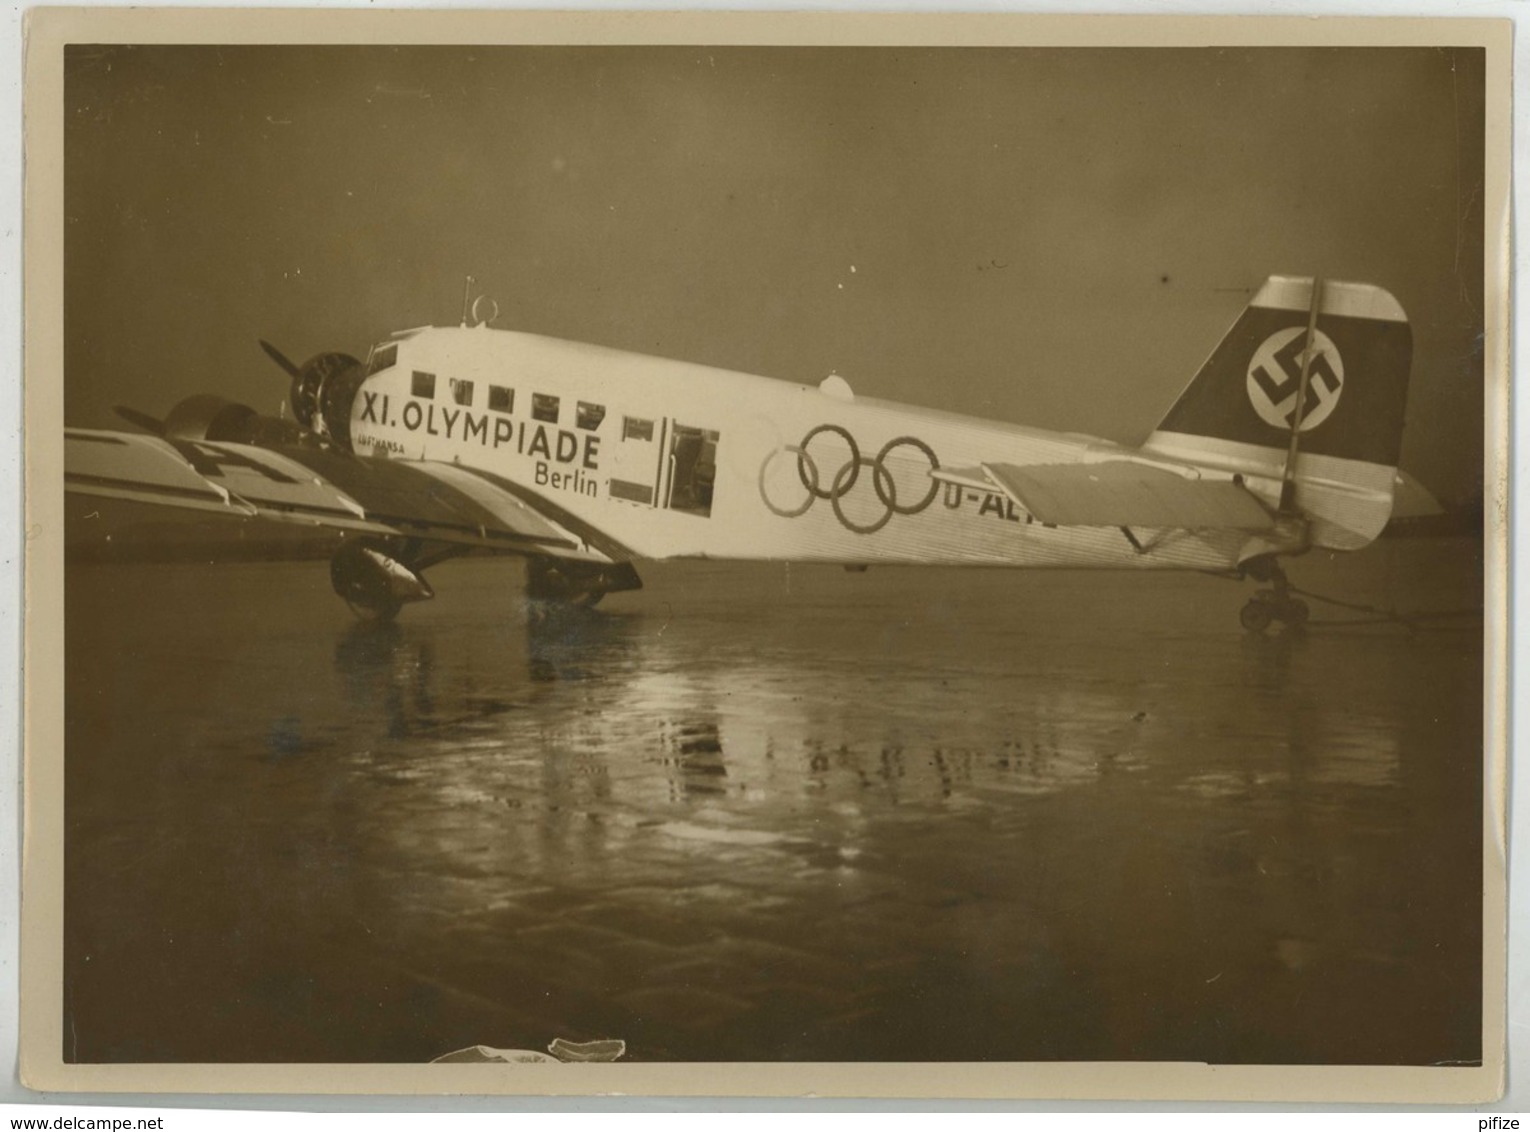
top-left (460, 275), bottom-right (475, 327)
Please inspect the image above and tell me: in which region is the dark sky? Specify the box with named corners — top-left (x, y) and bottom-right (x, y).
top-left (64, 45), bottom-right (1485, 500)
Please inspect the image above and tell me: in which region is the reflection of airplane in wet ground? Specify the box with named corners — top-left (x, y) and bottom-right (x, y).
top-left (332, 602), bottom-right (633, 736)
top-left (67, 276), bottom-right (1415, 631)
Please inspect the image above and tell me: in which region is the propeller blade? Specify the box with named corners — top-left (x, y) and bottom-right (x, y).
top-left (259, 339), bottom-right (302, 379)
top-left (112, 405), bottom-right (166, 436)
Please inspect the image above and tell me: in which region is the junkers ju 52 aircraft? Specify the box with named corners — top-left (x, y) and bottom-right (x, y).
top-left (65, 275), bottom-right (1411, 632)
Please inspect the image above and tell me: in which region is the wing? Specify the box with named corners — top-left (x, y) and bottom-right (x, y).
top-left (65, 428), bottom-right (614, 561)
top-left (933, 459), bottom-right (1275, 530)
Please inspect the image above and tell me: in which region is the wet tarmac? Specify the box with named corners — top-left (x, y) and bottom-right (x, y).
top-left (63, 537), bottom-right (1484, 1064)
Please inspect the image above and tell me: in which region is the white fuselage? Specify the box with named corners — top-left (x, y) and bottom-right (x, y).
top-left (346, 325), bottom-right (1293, 571)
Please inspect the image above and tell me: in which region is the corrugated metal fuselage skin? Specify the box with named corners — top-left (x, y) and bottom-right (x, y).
top-left (348, 326), bottom-right (1300, 571)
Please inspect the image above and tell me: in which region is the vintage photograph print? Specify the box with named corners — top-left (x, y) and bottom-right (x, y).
top-left (23, 12), bottom-right (1508, 1101)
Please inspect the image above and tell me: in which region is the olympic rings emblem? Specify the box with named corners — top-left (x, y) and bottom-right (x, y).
top-left (759, 425), bottom-right (940, 535)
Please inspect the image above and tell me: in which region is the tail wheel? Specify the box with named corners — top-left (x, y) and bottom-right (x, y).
top-left (1240, 599), bottom-right (1275, 633)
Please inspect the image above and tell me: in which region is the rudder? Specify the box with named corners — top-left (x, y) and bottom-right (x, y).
top-left (1144, 276), bottom-right (1412, 550)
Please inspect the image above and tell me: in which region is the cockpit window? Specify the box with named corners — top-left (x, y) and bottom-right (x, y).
top-left (366, 344), bottom-right (397, 376)
top-left (411, 371), bottom-right (436, 398)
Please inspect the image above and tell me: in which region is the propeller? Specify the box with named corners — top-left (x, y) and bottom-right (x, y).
top-left (259, 339), bottom-right (302, 379)
top-left (113, 405), bottom-right (167, 436)
top-left (258, 339), bottom-right (361, 434)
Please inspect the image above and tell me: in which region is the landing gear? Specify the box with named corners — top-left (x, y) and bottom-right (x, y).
top-left (1239, 592), bottom-right (1308, 633)
top-left (330, 539), bottom-right (434, 621)
top-left (326, 545), bottom-right (643, 621)
top-left (1239, 597), bottom-right (1274, 633)
top-left (1239, 557), bottom-right (1309, 634)
top-left (525, 556), bottom-right (643, 608)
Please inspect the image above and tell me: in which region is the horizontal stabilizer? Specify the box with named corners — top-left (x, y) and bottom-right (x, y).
top-left (928, 465), bottom-right (993, 492)
top-left (980, 460), bottom-right (1275, 530)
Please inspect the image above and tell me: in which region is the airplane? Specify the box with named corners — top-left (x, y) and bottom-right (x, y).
top-left (64, 275), bottom-right (1412, 633)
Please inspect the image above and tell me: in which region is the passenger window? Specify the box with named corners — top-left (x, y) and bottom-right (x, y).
top-left (488, 385), bottom-right (514, 413)
top-left (576, 402), bottom-right (606, 431)
top-left (411, 371), bottom-right (436, 398)
top-left (451, 379), bottom-right (474, 406)
top-left (623, 416), bottom-right (654, 442)
top-left (532, 394), bottom-right (560, 423)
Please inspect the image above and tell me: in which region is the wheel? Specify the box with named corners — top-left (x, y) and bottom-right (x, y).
top-left (331, 541), bottom-right (428, 620)
top-left (525, 556), bottom-right (629, 607)
top-left (526, 566), bottom-right (603, 606)
top-left (1281, 598), bottom-right (1309, 628)
top-left (1240, 599), bottom-right (1274, 633)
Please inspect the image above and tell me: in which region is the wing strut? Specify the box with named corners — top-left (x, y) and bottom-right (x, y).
top-left (1277, 276), bottom-right (1323, 514)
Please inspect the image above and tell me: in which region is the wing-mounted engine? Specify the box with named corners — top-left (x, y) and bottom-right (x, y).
top-left (157, 393), bottom-right (308, 446)
top-left (81, 330), bottom-right (641, 623)
top-left (116, 336), bottom-right (367, 452)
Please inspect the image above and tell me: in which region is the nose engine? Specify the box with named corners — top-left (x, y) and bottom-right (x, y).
top-left (260, 341), bottom-right (365, 450)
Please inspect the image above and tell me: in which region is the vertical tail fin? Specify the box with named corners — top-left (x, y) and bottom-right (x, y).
top-left (1145, 276), bottom-right (1412, 550)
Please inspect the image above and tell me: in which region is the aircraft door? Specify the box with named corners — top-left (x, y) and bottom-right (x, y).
top-left (665, 423), bottom-right (719, 518)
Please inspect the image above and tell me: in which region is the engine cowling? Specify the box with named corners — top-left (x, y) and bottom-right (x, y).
top-left (290, 352), bottom-right (365, 449)
top-left (161, 394), bottom-right (306, 446)
top-left (258, 341), bottom-right (367, 451)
